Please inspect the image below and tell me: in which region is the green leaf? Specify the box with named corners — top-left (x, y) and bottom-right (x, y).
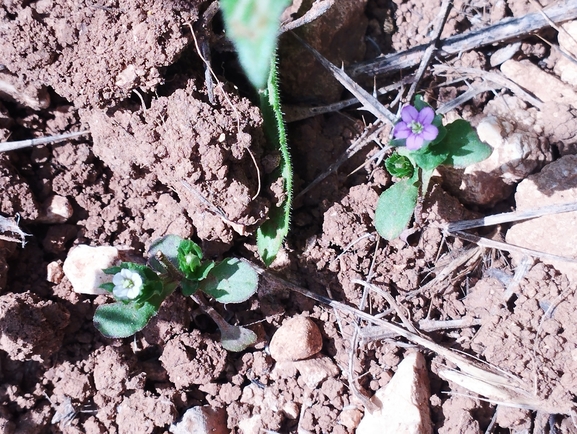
top-left (102, 266), bottom-right (122, 275)
top-left (220, 0), bottom-right (290, 90)
top-left (148, 235), bottom-right (183, 274)
top-left (181, 278), bottom-right (199, 297)
top-left (385, 153), bottom-right (414, 178)
top-left (413, 94), bottom-right (428, 111)
top-left (257, 58), bottom-right (292, 266)
top-left (437, 119), bottom-right (492, 168)
top-left (219, 323), bottom-right (257, 352)
top-left (374, 177), bottom-right (419, 241)
top-left (200, 258), bottom-right (258, 304)
top-left (93, 301), bottom-right (158, 338)
top-left (99, 282), bottom-right (115, 293)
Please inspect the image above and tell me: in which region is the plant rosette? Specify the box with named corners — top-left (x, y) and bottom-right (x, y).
top-left (93, 235), bottom-right (259, 351)
top-left (374, 96), bottom-right (492, 241)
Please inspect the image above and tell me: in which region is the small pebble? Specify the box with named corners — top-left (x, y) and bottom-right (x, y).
top-left (46, 260), bottom-right (64, 284)
top-left (169, 406), bottom-right (227, 434)
top-left (38, 195), bottom-right (73, 224)
top-left (269, 316), bottom-right (323, 362)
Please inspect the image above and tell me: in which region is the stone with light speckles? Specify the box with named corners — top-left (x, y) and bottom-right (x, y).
top-left (269, 316), bottom-right (323, 362)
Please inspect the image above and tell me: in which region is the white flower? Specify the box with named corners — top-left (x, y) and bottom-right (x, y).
top-left (112, 269), bottom-right (143, 300)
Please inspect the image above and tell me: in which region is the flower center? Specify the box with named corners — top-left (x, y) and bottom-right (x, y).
top-left (123, 278), bottom-right (135, 289)
top-left (409, 120), bottom-right (424, 134)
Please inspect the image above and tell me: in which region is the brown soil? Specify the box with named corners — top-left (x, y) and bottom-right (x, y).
top-left (1, 0), bottom-right (576, 433)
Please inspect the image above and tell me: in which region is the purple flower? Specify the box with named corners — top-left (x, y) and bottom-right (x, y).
top-left (393, 105), bottom-right (439, 151)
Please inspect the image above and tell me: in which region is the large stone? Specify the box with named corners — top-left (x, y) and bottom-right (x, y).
top-left (440, 105), bottom-right (551, 206)
top-left (501, 59), bottom-right (577, 108)
top-left (269, 316), bottom-right (323, 362)
top-left (357, 352), bottom-right (432, 434)
top-left (63, 245), bottom-right (123, 295)
top-left (554, 21), bottom-right (577, 87)
top-left (506, 155), bottom-right (577, 282)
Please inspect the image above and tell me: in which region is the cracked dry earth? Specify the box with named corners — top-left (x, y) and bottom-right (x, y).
top-left (2, 0), bottom-right (577, 433)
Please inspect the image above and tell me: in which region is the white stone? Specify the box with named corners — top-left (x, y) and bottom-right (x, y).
top-left (282, 402), bottom-right (299, 420)
top-left (46, 261), bottom-right (64, 284)
top-left (559, 21), bottom-right (577, 57)
top-left (169, 406), bottom-right (228, 434)
top-left (63, 245), bottom-right (121, 295)
top-left (238, 415), bottom-right (261, 434)
top-left (506, 155), bottom-right (577, 282)
top-left (38, 195), bottom-right (73, 224)
top-left (357, 352), bottom-right (432, 434)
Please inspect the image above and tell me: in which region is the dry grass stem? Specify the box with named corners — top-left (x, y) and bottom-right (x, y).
top-left (445, 202), bottom-right (577, 232)
top-left (350, 0), bottom-right (577, 78)
top-left (292, 32), bottom-right (396, 125)
top-left (280, 0), bottom-right (334, 33)
top-left (405, 0), bottom-right (452, 103)
top-left (0, 131), bottom-right (90, 153)
top-left (433, 65), bottom-right (544, 109)
top-left (251, 262), bottom-right (574, 414)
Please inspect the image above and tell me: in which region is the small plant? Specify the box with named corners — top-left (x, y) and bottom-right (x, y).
top-left (94, 235), bottom-right (259, 351)
top-left (374, 96), bottom-right (492, 240)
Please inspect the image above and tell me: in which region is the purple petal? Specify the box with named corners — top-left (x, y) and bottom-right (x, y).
top-left (417, 106), bottom-right (435, 125)
top-left (406, 134), bottom-right (424, 150)
top-left (393, 122), bottom-right (411, 139)
top-left (421, 124), bottom-right (439, 141)
top-left (401, 105), bottom-right (419, 123)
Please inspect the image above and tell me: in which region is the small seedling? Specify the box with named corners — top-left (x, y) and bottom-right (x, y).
top-left (374, 96), bottom-right (492, 240)
top-left (93, 235), bottom-right (259, 351)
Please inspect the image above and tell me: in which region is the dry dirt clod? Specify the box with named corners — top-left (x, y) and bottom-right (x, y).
top-left (357, 351), bottom-right (432, 434)
top-left (269, 316), bottom-right (323, 362)
top-left (0, 291), bottom-right (70, 362)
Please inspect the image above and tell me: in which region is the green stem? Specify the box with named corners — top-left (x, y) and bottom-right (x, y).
top-left (256, 56), bottom-right (293, 266)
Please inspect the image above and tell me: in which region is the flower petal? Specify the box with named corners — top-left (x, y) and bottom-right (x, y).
top-left (417, 106), bottom-right (435, 125)
top-left (393, 122), bottom-right (411, 139)
top-left (421, 124), bottom-right (439, 141)
top-left (113, 285), bottom-right (129, 300)
top-left (113, 273), bottom-right (124, 285)
top-left (126, 285), bottom-right (141, 299)
top-left (406, 134), bottom-right (424, 150)
top-left (401, 105), bottom-right (419, 123)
